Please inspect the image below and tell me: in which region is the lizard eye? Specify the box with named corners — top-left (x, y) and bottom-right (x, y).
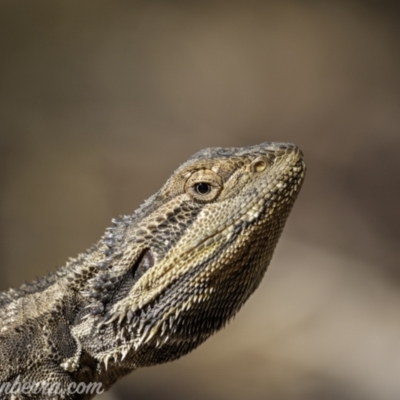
top-left (194, 182), bottom-right (211, 195)
top-left (185, 169), bottom-right (222, 202)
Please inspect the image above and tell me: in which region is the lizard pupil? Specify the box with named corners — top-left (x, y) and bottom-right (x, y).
top-left (195, 182), bottom-right (211, 194)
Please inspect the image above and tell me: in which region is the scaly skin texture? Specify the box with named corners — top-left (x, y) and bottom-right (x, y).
top-left (0, 142), bottom-right (306, 399)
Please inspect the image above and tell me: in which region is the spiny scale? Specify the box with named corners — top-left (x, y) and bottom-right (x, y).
top-left (0, 142), bottom-right (305, 399)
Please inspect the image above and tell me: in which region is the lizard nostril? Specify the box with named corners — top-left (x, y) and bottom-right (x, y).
top-left (251, 157), bottom-right (269, 173)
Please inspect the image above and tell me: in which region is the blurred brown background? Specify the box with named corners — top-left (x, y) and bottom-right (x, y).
top-left (1, 1), bottom-right (400, 399)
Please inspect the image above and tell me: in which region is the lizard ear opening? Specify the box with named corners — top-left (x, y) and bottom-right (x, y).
top-left (132, 249), bottom-right (155, 281)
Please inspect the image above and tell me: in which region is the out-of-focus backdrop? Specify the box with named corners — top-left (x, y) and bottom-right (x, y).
top-left (1, 1), bottom-right (399, 399)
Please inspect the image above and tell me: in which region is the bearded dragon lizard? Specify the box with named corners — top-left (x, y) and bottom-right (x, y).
top-left (0, 142), bottom-right (306, 399)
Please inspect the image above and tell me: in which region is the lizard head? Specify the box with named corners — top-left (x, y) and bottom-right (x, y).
top-left (82, 142), bottom-right (305, 368)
